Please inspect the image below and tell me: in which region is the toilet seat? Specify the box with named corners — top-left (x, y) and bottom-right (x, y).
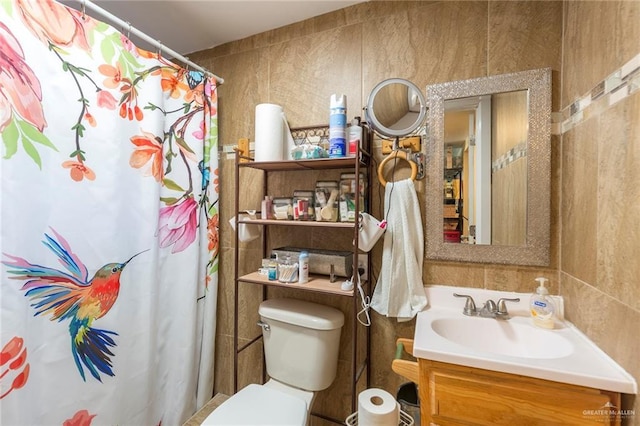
top-left (201, 384), bottom-right (307, 425)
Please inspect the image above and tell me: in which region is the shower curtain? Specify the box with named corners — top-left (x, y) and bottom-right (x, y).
top-left (0, 1), bottom-right (219, 424)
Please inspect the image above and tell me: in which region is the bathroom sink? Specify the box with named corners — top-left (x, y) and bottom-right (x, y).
top-left (413, 286), bottom-right (637, 394)
top-left (430, 317), bottom-right (573, 359)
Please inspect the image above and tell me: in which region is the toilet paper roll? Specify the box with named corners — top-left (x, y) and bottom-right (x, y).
top-left (255, 103), bottom-right (294, 162)
top-left (358, 388), bottom-right (400, 426)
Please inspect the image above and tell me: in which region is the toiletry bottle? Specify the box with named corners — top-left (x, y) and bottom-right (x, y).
top-left (347, 116), bottom-right (362, 158)
top-left (529, 277), bottom-right (555, 329)
top-left (329, 94), bottom-right (347, 158)
top-left (298, 251), bottom-right (309, 284)
top-left (261, 196), bottom-right (272, 220)
top-left (268, 254), bottom-right (279, 281)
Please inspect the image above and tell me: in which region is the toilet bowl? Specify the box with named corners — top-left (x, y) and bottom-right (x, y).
top-left (202, 298), bottom-right (344, 425)
top-left (201, 382), bottom-right (308, 425)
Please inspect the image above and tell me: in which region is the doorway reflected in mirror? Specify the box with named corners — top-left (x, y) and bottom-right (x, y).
top-left (443, 90), bottom-right (528, 246)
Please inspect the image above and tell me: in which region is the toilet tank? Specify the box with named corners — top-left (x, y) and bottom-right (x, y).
top-left (259, 298), bottom-right (344, 392)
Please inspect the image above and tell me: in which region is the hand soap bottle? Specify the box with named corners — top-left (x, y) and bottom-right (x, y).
top-left (530, 277), bottom-right (555, 329)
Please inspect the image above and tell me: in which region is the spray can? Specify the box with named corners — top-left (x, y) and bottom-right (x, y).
top-left (329, 94), bottom-right (347, 158)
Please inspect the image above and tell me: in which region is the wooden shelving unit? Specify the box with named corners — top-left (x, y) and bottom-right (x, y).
top-left (232, 126), bottom-right (372, 424)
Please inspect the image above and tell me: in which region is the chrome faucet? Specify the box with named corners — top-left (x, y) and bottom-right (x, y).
top-left (453, 293), bottom-right (477, 316)
top-left (479, 299), bottom-right (497, 318)
top-left (453, 294), bottom-right (520, 319)
top-left (496, 297), bottom-right (520, 319)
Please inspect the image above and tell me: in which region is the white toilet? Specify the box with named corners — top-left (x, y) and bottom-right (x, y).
top-left (203, 298), bottom-right (345, 425)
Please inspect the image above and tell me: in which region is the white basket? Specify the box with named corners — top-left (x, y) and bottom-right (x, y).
top-left (345, 409), bottom-right (415, 426)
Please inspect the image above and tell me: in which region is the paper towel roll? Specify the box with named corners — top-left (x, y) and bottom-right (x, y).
top-left (358, 388), bottom-right (400, 426)
top-left (255, 103), bottom-right (283, 161)
top-left (255, 103), bottom-right (290, 162)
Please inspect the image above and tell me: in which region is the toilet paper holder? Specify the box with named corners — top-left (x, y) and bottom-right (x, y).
top-left (346, 384), bottom-right (416, 426)
top-left (345, 409), bottom-right (415, 425)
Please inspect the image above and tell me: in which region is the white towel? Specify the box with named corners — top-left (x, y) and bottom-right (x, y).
top-left (370, 179), bottom-right (427, 322)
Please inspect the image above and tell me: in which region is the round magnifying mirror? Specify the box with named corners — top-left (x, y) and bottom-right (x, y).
top-left (365, 78), bottom-right (427, 138)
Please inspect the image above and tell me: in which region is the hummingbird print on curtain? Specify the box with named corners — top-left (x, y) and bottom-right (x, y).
top-left (2, 229), bottom-right (147, 382)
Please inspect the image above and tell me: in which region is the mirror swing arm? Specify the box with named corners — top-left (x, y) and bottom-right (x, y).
top-left (365, 78), bottom-right (428, 186)
top-left (424, 68), bottom-right (552, 266)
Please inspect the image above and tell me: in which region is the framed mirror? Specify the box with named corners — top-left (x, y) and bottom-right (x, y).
top-left (365, 78), bottom-right (427, 138)
top-left (425, 68), bottom-right (551, 266)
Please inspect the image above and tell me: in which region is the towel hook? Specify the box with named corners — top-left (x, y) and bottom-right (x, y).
top-left (377, 150), bottom-right (418, 186)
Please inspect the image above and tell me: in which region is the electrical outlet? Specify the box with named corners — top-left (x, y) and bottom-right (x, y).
top-left (357, 254), bottom-right (368, 282)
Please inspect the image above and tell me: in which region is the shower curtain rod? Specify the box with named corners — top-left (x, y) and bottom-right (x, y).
top-left (76, 0), bottom-right (224, 84)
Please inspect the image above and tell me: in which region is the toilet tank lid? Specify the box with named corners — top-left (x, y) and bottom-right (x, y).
top-left (259, 299), bottom-right (344, 330)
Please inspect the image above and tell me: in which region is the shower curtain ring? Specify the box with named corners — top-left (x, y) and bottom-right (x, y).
top-left (126, 21), bottom-right (131, 39)
top-left (80, 0), bottom-right (86, 19)
top-left (157, 41), bottom-right (162, 59)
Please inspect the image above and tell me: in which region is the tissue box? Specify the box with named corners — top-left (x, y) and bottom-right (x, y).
top-left (272, 247), bottom-right (353, 277)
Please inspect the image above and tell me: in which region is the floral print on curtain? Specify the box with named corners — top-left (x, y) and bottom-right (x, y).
top-left (0, 0), bottom-right (219, 424)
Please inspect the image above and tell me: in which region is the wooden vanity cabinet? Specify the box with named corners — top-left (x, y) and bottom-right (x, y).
top-left (418, 359), bottom-right (622, 425)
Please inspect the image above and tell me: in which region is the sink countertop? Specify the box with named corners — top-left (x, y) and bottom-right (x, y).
top-left (413, 285), bottom-right (637, 394)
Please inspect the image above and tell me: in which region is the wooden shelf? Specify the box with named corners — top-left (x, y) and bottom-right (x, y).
top-left (238, 157), bottom-right (366, 172)
top-left (238, 218), bottom-right (355, 228)
top-left (238, 272), bottom-right (355, 296)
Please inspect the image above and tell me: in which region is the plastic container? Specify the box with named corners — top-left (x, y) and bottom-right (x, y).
top-left (529, 277), bottom-right (556, 329)
top-left (278, 254), bottom-right (298, 283)
top-left (298, 251), bottom-right (309, 284)
top-left (292, 190), bottom-right (315, 221)
top-left (272, 197), bottom-right (293, 220)
top-left (347, 116), bottom-right (362, 158)
top-left (315, 181), bottom-right (339, 222)
top-left (329, 94), bottom-right (347, 158)
top-left (339, 173), bottom-right (366, 222)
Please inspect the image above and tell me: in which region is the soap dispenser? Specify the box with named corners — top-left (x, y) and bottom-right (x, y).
top-left (530, 277), bottom-right (555, 329)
